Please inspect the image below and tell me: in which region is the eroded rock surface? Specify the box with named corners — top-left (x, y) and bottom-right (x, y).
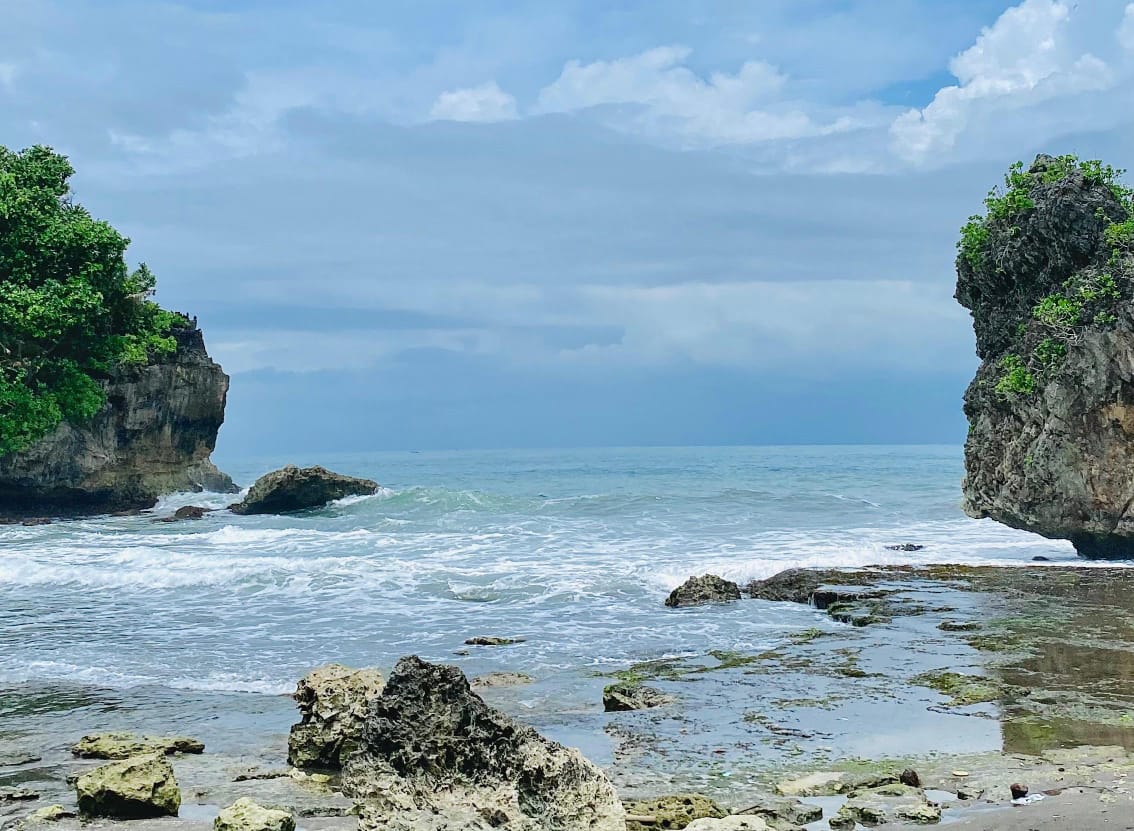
top-left (72, 733), bottom-right (204, 760)
top-left (665, 575), bottom-right (741, 608)
top-left (603, 682), bottom-right (674, 712)
top-left (230, 465), bottom-right (378, 515)
top-left (343, 655), bottom-right (624, 831)
top-left (288, 664), bottom-right (385, 770)
top-left (214, 798), bottom-right (296, 831)
top-left (957, 155), bottom-right (1134, 557)
top-left (0, 329), bottom-right (234, 516)
top-left (75, 755), bottom-right (181, 819)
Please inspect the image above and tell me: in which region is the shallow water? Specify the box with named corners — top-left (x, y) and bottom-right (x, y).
top-left (0, 445), bottom-right (1101, 767)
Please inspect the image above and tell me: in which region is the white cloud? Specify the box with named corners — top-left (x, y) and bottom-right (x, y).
top-left (1119, 3), bottom-right (1134, 50)
top-left (429, 81), bottom-right (518, 123)
top-left (891, 0), bottom-right (1113, 163)
top-left (534, 45), bottom-right (864, 146)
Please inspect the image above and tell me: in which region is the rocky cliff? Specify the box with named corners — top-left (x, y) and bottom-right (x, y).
top-left (0, 327), bottom-right (234, 516)
top-left (958, 154), bottom-right (1134, 558)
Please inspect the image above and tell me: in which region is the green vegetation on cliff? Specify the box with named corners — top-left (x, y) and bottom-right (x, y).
top-left (0, 146), bottom-right (190, 455)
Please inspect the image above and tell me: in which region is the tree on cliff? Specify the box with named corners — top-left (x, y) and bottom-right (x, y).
top-left (0, 145), bottom-right (190, 455)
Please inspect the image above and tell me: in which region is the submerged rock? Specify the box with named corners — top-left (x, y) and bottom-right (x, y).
top-left (230, 465), bottom-right (378, 515)
top-left (155, 505), bottom-right (212, 522)
top-left (830, 783), bottom-right (940, 827)
top-left (738, 797), bottom-right (822, 828)
top-left (624, 795), bottom-right (725, 830)
top-left (0, 787), bottom-right (38, 802)
top-left (665, 574), bottom-right (741, 608)
top-left (0, 328), bottom-right (235, 517)
top-left (957, 155), bottom-right (1134, 558)
top-left (464, 636), bottom-right (525, 646)
top-left (214, 799), bottom-right (296, 831)
top-left (288, 663), bottom-right (385, 770)
top-left (343, 655), bottom-right (624, 831)
top-left (470, 672), bottom-right (535, 689)
top-left (603, 682), bottom-right (674, 712)
top-left (75, 754), bottom-right (181, 818)
top-left (72, 732), bottom-right (204, 759)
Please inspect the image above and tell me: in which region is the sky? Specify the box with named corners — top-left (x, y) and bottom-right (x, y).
top-left (3, 0), bottom-right (1134, 453)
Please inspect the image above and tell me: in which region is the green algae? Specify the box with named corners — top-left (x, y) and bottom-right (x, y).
top-left (912, 670), bottom-right (1000, 706)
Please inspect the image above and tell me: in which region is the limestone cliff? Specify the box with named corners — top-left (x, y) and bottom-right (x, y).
top-left (0, 327), bottom-right (234, 516)
top-left (958, 154), bottom-right (1134, 558)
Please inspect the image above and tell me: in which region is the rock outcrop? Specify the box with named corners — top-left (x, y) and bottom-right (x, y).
top-left (602, 682), bottom-right (673, 712)
top-left (72, 733), bottom-right (204, 760)
top-left (957, 155), bottom-right (1134, 557)
top-left (75, 755), bottom-right (181, 818)
top-left (665, 574), bottom-right (741, 608)
top-left (343, 655), bottom-right (625, 831)
top-left (0, 328), bottom-right (234, 516)
top-left (230, 465), bottom-right (378, 515)
top-left (288, 664), bottom-right (385, 770)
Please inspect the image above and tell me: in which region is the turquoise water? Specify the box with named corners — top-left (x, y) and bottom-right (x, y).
top-left (0, 445), bottom-right (1076, 756)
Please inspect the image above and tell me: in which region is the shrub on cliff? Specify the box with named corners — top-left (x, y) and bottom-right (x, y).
top-left (0, 145), bottom-right (190, 455)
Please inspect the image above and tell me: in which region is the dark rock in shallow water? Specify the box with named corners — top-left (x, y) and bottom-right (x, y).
top-left (342, 655), bottom-right (624, 831)
top-left (885, 543), bottom-right (924, 552)
top-left (288, 664), bottom-right (385, 770)
top-left (464, 635), bottom-right (525, 646)
top-left (229, 465), bottom-right (378, 515)
top-left (603, 682), bottom-right (674, 711)
top-left (0, 328), bottom-right (235, 517)
top-left (957, 155), bottom-right (1134, 559)
top-left (155, 505), bottom-right (212, 523)
top-left (665, 574), bottom-right (741, 607)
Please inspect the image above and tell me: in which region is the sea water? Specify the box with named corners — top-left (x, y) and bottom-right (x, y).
top-left (0, 445), bottom-right (1082, 757)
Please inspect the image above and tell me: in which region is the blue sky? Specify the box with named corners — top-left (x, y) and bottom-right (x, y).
top-left (3, 0), bottom-right (1134, 452)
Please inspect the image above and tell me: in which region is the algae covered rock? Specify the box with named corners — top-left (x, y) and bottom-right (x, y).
top-left (624, 795), bottom-right (725, 830)
top-left (957, 154), bottom-right (1134, 557)
top-left (603, 682), bottom-right (674, 711)
top-left (665, 574), bottom-right (741, 607)
top-left (288, 663), bottom-right (385, 770)
top-left (214, 799), bottom-right (296, 831)
top-left (24, 805), bottom-right (76, 823)
top-left (470, 672), bottom-right (534, 689)
top-left (830, 783), bottom-right (940, 827)
top-left (72, 732), bottom-right (204, 759)
top-left (75, 754), bottom-right (181, 818)
top-left (230, 465), bottom-right (378, 515)
top-left (343, 655), bottom-right (624, 831)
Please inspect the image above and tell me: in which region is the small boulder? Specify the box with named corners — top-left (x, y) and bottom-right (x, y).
top-left (900, 768), bottom-right (922, 788)
top-left (230, 465), bottom-right (378, 515)
top-left (156, 505), bottom-right (212, 522)
top-left (24, 805), bottom-right (76, 823)
top-left (831, 784), bottom-right (940, 827)
top-left (470, 672), bottom-right (534, 689)
top-left (464, 636), bottom-right (525, 646)
top-left (343, 655), bottom-right (625, 831)
top-left (214, 799), bottom-right (296, 831)
top-left (739, 797), bottom-right (822, 827)
top-left (624, 795), bottom-right (725, 830)
top-left (72, 732), bottom-right (204, 759)
top-left (75, 755), bottom-right (181, 818)
top-left (603, 682), bottom-right (674, 712)
top-left (288, 664), bottom-right (385, 770)
top-left (885, 544), bottom-right (925, 552)
top-left (665, 574), bottom-right (741, 608)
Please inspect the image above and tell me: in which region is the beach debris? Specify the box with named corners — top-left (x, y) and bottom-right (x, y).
top-left (229, 465), bottom-right (378, 515)
top-left (75, 754), bottom-right (181, 818)
top-left (288, 663), bottom-right (385, 770)
top-left (214, 798), bottom-right (296, 831)
top-left (665, 574), bottom-right (742, 608)
top-left (603, 682), bottom-right (674, 711)
top-left (464, 636), bottom-right (525, 646)
top-left (951, 770), bottom-right (970, 777)
top-left (470, 671), bottom-right (535, 689)
top-left (624, 794), bottom-right (725, 830)
top-left (1012, 793), bottom-right (1046, 806)
top-left (900, 768), bottom-right (922, 788)
top-left (72, 732), bottom-right (204, 759)
top-left (1009, 783), bottom-right (1029, 800)
top-left (342, 655), bottom-right (625, 831)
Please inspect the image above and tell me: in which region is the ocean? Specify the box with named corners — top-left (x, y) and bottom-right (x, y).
top-left (0, 444), bottom-right (1082, 764)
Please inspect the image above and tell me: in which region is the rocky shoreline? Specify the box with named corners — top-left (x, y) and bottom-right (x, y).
top-left (4, 564), bottom-right (1134, 830)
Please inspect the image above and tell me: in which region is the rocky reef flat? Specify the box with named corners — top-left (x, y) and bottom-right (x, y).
top-left (5, 564), bottom-right (1134, 830)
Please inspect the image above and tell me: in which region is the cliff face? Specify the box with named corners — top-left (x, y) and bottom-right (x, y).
top-left (959, 155), bottom-right (1134, 558)
top-left (0, 328), bottom-right (235, 516)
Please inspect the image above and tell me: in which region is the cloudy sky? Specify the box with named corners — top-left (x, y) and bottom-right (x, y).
top-left (3, 0), bottom-right (1133, 454)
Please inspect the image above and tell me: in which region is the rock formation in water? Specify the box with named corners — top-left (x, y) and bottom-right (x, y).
top-left (229, 465), bottom-right (378, 515)
top-left (0, 327), bottom-right (234, 516)
top-left (288, 664), bottom-right (385, 770)
top-left (343, 655), bottom-right (625, 831)
top-left (957, 154), bottom-right (1134, 557)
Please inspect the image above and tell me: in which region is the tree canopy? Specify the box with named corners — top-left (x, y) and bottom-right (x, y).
top-left (0, 145), bottom-right (189, 455)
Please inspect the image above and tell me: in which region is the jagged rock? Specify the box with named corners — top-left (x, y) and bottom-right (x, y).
top-left (0, 328), bottom-right (235, 516)
top-left (603, 682), bottom-right (674, 711)
top-left (746, 569), bottom-right (880, 610)
top-left (830, 783), bottom-right (940, 827)
top-left (685, 818), bottom-right (769, 831)
top-left (958, 154), bottom-right (1134, 558)
top-left (343, 655), bottom-right (624, 831)
top-left (665, 574), bottom-right (741, 608)
top-left (72, 732), bottom-right (204, 759)
top-left (229, 465), bottom-right (378, 515)
top-left (885, 544), bottom-right (924, 552)
top-left (214, 799), bottom-right (296, 831)
top-left (471, 672), bottom-right (534, 689)
top-left (624, 795), bottom-right (725, 830)
top-left (75, 755), bottom-right (181, 818)
top-left (288, 664), bottom-right (385, 770)
top-left (465, 636), bottom-right (525, 646)
top-left (156, 505), bottom-right (212, 522)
